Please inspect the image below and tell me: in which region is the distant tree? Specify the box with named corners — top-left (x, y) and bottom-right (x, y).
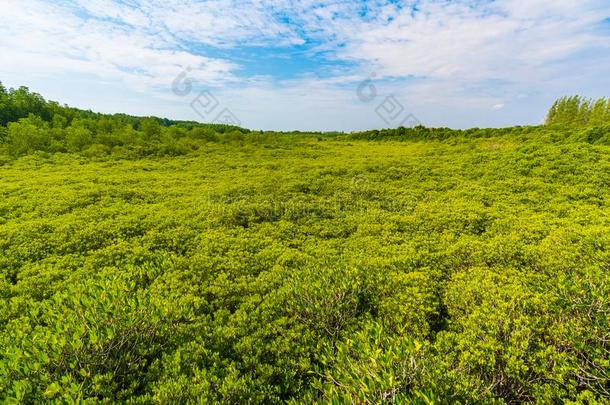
top-left (140, 118), bottom-right (162, 140)
top-left (545, 99), bottom-right (559, 125)
top-left (562, 96), bottom-right (581, 127)
top-left (94, 118), bottom-right (115, 134)
top-left (65, 126), bottom-right (94, 152)
top-left (8, 86), bottom-right (52, 122)
top-left (52, 114), bottom-right (68, 129)
top-left (546, 96), bottom-right (609, 127)
top-left (6, 115), bottom-right (51, 156)
top-left (0, 82), bottom-right (9, 126)
top-left (589, 98), bottom-right (609, 127)
top-left (189, 127), bottom-right (218, 142)
top-left (164, 125), bottom-right (186, 139)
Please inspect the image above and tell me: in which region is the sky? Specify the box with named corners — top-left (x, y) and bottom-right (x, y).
top-left (1, 0), bottom-right (609, 131)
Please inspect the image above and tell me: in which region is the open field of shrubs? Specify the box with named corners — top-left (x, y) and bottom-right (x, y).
top-left (1, 85), bottom-right (610, 402)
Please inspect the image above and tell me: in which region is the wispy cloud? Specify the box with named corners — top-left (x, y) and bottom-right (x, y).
top-left (0, 0), bottom-right (239, 90)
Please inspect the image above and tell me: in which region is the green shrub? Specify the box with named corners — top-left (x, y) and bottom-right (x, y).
top-left (6, 118), bottom-right (50, 156)
top-left (82, 144), bottom-right (111, 158)
top-left (65, 126), bottom-right (93, 152)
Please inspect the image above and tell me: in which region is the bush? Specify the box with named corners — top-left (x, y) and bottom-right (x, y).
top-left (82, 144), bottom-right (111, 158)
top-left (65, 126), bottom-right (93, 152)
top-left (0, 275), bottom-right (172, 402)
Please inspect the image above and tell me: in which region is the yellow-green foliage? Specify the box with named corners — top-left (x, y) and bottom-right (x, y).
top-left (546, 96), bottom-right (610, 128)
top-left (1, 131), bottom-right (610, 403)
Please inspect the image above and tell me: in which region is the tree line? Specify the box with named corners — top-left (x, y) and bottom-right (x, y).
top-left (0, 82), bottom-right (249, 158)
top-left (1, 82), bottom-right (609, 159)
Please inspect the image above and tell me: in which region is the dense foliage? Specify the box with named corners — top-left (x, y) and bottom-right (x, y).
top-left (0, 83), bottom-right (249, 159)
top-left (1, 88), bottom-right (610, 403)
top-left (546, 96), bottom-right (610, 128)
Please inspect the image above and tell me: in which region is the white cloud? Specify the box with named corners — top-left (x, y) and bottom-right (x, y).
top-left (330, 1), bottom-right (609, 81)
top-left (0, 0), bottom-right (239, 92)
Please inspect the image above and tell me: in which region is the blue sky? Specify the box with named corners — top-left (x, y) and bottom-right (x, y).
top-left (1, 0), bottom-right (609, 131)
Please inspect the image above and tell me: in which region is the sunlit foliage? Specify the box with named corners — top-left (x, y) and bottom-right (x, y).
top-left (1, 86), bottom-right (610, 402)
top-left (546, 96), bottom-right (610, 128)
